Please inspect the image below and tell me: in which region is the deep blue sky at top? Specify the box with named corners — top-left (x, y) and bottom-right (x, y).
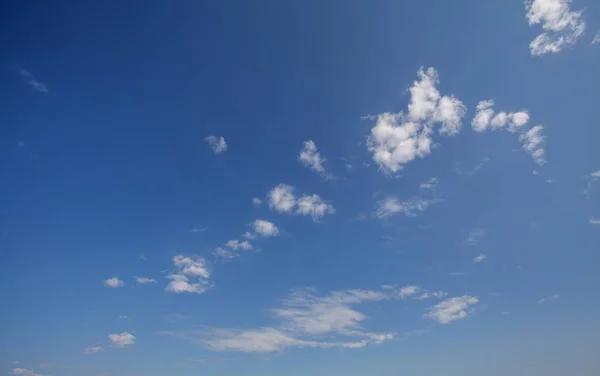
top-left (1, 1), bottom-right (600, 375)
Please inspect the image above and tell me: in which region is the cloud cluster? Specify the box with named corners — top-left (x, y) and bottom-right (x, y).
top-left (425, 296), bottom-right (479, 324)
top-left (267, 184), bottom-right (335, 221)
top-left (375, 196), bottom-right (437, 218)
top-left (298, 140), bottom-right (333, 179)
top-left (205, 135), bottom-right (228, 154)
top-left (165, 255), bottom-right (210, 294)
top-left (472, 100), bottom-right (546, 165)
top-left (525, 0), bottom-right (585, 55)
top-left (104, 277), bottom-right (124, 288)
top-left (108, 332), bottom-right (136, 348)
top-left (367, 67), bottom-right (466, 173)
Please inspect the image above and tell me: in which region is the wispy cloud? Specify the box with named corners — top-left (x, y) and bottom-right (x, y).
top-left (205, 135), bottom-right (228, 154)
top-left (583, 170), bottom-right (600, 198)
top-left (83, 346), bottom-right (105, 354)
top-left (10, 368), bottom-right (43, 376)
top-left (298, 140), bottom-right (334, 180)
top-left (252, 197), bottom-right (263, 207)
top-left (590, 218), bottom-right (600, 225)
top-left (425, 296), bottom-right (479, 324)
top-left (464, 229), bottom-right (485, 246)
top-left (375, 196), bottom-right (438, 219)
top-left (525, 0), bottom-right (585, 56)
top-left (453, 157), bottom-right (489, 176)
top-left (473, 254), bottom-right (487, 263)
top-left (537, 294), bottom-right (560, 304)
top-left (592, 29), bottom-right (600, 45)
top-left (135, 277), bottom-right (157, 284)
top-left (19, 68), bottom-right (49, 92)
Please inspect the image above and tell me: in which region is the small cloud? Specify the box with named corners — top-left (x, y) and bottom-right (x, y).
top-left (10, 368), bottom-right (43, 376)
top-left (592, 29), bottom-right (600, 44)
top-left (398, 285), bottom-right (420, 299)
top-left (267, 184), bottom-right (335, 222)
top-left (425, 296), bottom-right (479, 324)
top-left (419, 177), bottom-right (438, 191)
top-left (465, 229), bottom-right (485, 246)
top-left (537, 294), bottom-right (560, 304)
top-left (118, 315), bottom-right (130, 319)
top-left (163, 313), bottom-right (190, 322)
top-left (450, 272), bottom-right (466, 276)
top-left (213, 247), bottom-right (236, 260)
top-left (108, 332), bottom-right (136, 348)
top-left (19, 68), bottom-right (49, 93)
top-left (242, 231), bottom-right (256, 240)
top-left (298, 140), bottom-right (334, 179)
top-left (84, 346), bottom-right (105, 354)
top-left (191, 227), bottom-right (208, 233)
top-left (453, 157), bottom-right (489, 176)
top-left (376, 196), bottom-right (437, 218)
top-left (345, 164), bottom-right (353, 171)
top-left (473, 254), bottom-right (486, 263)
top-left (225, 240), bottom-right (253, 251)
top-left (17, 141), bottom-right (26, 147)
top-left (251, 219), bottom-right (279, 237)
top-left (104, 277), bottom-right (124, 288)
top-left (590, 218), bottom-right (600, 225)
top-left (166, 256), bottom-right (211, 294)
top-left (135, 277), bottom-right (157, 284)
top-left (205, 135), bottom-right (227, 154)
top-left (252, 197), bottom-right (263, 207)
top-left (501, 311), bottom-right (511, 315)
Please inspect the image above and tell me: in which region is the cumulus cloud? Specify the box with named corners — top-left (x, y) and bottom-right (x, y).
top-left (205, 135), bottom-right (228, 154)
top-left (473, 254), bottom-right (487, 263)
top-left (298, 140), bottom-right (333, 179)
top-left (252, 197), bottom-right (263, 207)
top-left (108, 332), bottom-right (136, 348)
top-left (267, 184), bottom-right (335, 222)
top-left (525, 0), bottom-right (585, 55)
top-left (252, 219), bottom-right (279, 237)
top-left (415, 291), bottom-right (448, 300)
top-left (84, 346), bottom-right (105, 354)
top-left (10, 368), bottom-right (43, 376)
top-left (104, 277), bottom-right (124, 288)
top-left (19, 68), bottom-right (49, 93)
top-left (135, 277), bottom-right (157, 284)
top-left (425, 296), bottom-right (479, 324)
top-left (375, 197), bottom-right (436, 218)
top-left (166, 255), bottom-right (211, 294)
top-left (537, 294), bottom-right (560, 304)
top-left (397, 285), bottom-right (420, 299)
top-left (367, 67), bottom-right (465, 173)
top-left (471, 100), bottom-right (545, 165)
top-left (213, 247), bottom-right (236, 260)
top-left (225, 240), bottom-right (253, 251)
top-left (519, 125), bottom-right (546, 165)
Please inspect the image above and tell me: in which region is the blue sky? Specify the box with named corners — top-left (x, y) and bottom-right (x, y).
top-left (1, 0), bottom-right (600, 375)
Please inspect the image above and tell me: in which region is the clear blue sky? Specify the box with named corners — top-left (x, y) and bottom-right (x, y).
top-left (1, 1), bottom-right (600, 375)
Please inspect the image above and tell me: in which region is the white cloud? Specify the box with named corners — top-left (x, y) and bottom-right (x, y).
top-left (465, 229), bottom-right (485, 245)
top-left (419, 177), bottom-right (438, 191)
top-left (473, 254), bottom-right (487, 263)
top-left (296, 194), bottom-right (336, 221)
top-left (367, 67), bottom-right (465, 173)
top-left (345, 164), bottom-right (353, 171)
top-left (415, 291), bottom-right (448, 300)
top-left (167, 255), bottom-right (211, 294)
top-left (397, 285), bottom-right (420, 299)
top-left (108, 332), bottom-right (136, 348)
top-left (298, 140), bottom-right (333, 179)
top-left (425, 296), bottom-right (479, 324)
top-left (10, 368), bottom-right (43, 376)
top-left (526, 0), bottom-right (585, 55)
top-left (213, 247), bottom-right (236, 260)
top-left (173, 255), bottom-right (210, 278)
top-left (267, 184), bottom-right (335, 222)
top-left (471, 100), bottom-right (530, 133)
top-left (205, 135), bottom-right (228, 154)
top-left (118, 315), bottom-right (130, 319)
top-left (376, 196), bottom-right (436, 218)
top-left (252, 197), bottom-right (263, 207)
top-left (537, 294), bottom-right (560, 304)
top-left (590, 218), bottom-right (600, 225)
top-left (593, 29), bottom-right (600, 44)
top-left (103, 277), bottom-right (124, 288)
top-left (19, 68), bottom-right (49, 93)
top-left (584, 170), bottom-right (600, 197)
top-left (242, 231), bottom-right (256, 240)
top-left (225, 240), bottom-right (253, 251)
top-left (252, 219), bottom-right (279, 237)
top-left (135, 277), bottom-right (157, 284)
top-left (84, 346), bottom-right (105, 354)
top-left (268, 184), bottom-right (297, 213)
top-left (519, 125), bottom-right (546, 165)
top-left (165, 274), bottom-right (208, 294)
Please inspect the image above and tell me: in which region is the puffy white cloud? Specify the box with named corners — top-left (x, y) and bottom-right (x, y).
top-left (205, 135), bottom-right (228, 154)
top-left (167, 255), bottom-right (211, 294)
top-left (213, 247), bottom-right (236, 260)
top-left (537, 294), bottom-right (560, 304)
top-left (519, 125), bottom-right (546, 165)
top-left (397, 285), bottom-right (420, 299)
top-left (375, 197), bottom-right (435, 218)
top-left (471, 100), bottom-right (530, 133)
top-left (173, 255), bottom-right (210, 278)
top-left (135, 277), bottom-right (157, 284)
top-left (425, 296), bottom-right (479, 324)
top-left (295, 194), bottom-right (335, 221)
top-left (415, 291), bottom-right (448, 300)
top-left (165, 274), bottom-right (208, 294)
top-left (473, 254), bottom-right (487, 263)
top-left (268, 184), bottom-right (297, 213)
top-left (526, 0), bottom-right (585, 55)
top-left (242, 231), bottom-right (256, 240)
top-left (19, 68), bottom-right (48, 93)
top-left (225, 240), bottom-right (253, 251)
top-left (267, 184), bottom-right (335, 222)
top-left (84, 346), bottom-right (105, 354)
top-left (252, 219), bottom-right (279, 237)
top-left (298, 140), bottom-right (333, 179)
top-left (10, 368), bottom-right (42, 376)
top-left (108, 332), bottom-right (136, 348)
top-left (367, 67), bottom-right (465, 173)
top-left (252, 197), bottom-right (263, 207)
top-left (590, 218), bottom-right (600, 225)
top-left (104, 277), bottom-right (124, 288)
top-left (465, 229), bottom-right (485, 246)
